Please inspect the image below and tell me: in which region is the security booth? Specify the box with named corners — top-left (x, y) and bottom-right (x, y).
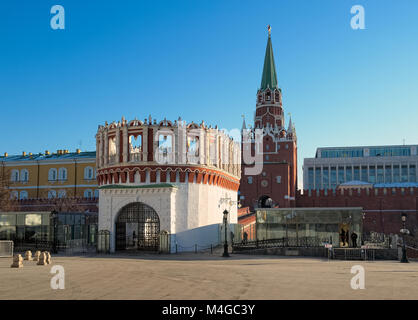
top-left (255, 207), bottom-right (363, 248)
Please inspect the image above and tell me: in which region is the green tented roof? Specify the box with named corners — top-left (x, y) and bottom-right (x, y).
top-left (260, 35), bottom-right (278, 91)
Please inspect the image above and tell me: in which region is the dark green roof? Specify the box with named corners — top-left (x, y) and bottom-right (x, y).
top-left (260, 35), bottom-right (278, 91)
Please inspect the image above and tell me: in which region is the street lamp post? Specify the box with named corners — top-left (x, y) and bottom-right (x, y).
top-left (400, 213), bottom-right (409, 263)
top-left (361, 212), bottom-right (365, 246)
top-left (51, 210), bottom-right (58, 254)
top-left (222, 209), bottom-right (230, 257)
top-left (218, 196), bottom-right (241, 258)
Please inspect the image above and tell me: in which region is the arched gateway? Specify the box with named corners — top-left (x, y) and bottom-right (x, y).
top-left (115, 202), bottom-right (160, 251)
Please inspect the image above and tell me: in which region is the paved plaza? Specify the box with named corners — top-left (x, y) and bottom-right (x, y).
top-left (0, 252), bottom-right (417, 300)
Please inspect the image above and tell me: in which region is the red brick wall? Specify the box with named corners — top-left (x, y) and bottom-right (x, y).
top-left (296, 187), bottom-right (418, 235)
top-left (407, 247), bottom-right (418, 259)
top-left (240, 139), bottom-right (297, 209)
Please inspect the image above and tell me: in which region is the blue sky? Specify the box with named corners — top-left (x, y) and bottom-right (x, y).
top-left (1, 0), bottom-right (417, 188)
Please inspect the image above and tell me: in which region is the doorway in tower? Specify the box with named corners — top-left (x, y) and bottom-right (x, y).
top-left (258, 195), bottom-right (273, 208)
top-left (115, 202), bottom-right (160, 251)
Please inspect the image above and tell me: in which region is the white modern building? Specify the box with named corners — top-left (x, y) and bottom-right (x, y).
top-left (303, 145), bottom-right (418, 191)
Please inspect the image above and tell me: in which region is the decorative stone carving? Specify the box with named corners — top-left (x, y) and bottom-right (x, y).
top-left (24, 250), bottom-right (33, 261)
top-left (11, 254), bottom-right (23, 268)
top-left (33, 251), bottom-right (41, 261)
top-left (37, 252), bottom-right (47, 265)
top-left (45, 251), bottom-right (52, 264)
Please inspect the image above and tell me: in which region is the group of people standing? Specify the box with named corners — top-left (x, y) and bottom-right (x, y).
top-left (340, 229), bottom-right (358, 248)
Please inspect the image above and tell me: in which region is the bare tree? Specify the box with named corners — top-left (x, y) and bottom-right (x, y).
top-left (0, 167), bottom-right (16, 211)
top-left (50, 196), bottom-right (81, 213)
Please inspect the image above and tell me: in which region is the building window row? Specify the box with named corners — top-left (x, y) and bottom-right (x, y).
top-left (320, 149), bottom-right (364, 159)
top-left (369, 146), bottom-right (411, 157)
top-left (9, 167), bottom-right (97, 183)
top-left (46, 189), bottom-right (99, 199)
top-left (47, 166), bottom-right (97, 182)
top-left (319, 146), bottom-right (412, 159)
top-left (84, 166), bottom-right (96, 180)
top-left (48, 168), bottom-right (67, 181)
top-left (307, 163), bottom-right (417, 190)
top-left (10, 169), bottom-right (29, 182)
top-left (11, 189), bottom-right (99, 200)
top-left (10, 191), bottom-right (28, 200)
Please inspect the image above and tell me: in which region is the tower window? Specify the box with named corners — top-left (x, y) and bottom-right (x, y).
top-left (248, 177), bottom-right (253, 184)
top-left (276, 176), bottom-right (281, 183)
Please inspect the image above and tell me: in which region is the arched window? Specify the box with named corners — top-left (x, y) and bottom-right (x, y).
top-left (10, 191), bottom-right (18, 199)
top-left (20, 169), bottom-right (29, 182)
top-left (266, 92), bottom-right (271, 101)
top-left (84, 189), bottom-right (93, 198)
top-left (187, 135), bottom-right (199, 157)
top-left (48, 190), bottom-right (57, 199)
top-left (58, 190), bottom-right (66, 198)
top-left (248, 177), bottom-right (253, 184)
top-left (58, 168), bottom-right (67, 181)
top-left (11, 170), bottom-right (19, 182)
top-left (48, 168), bottom-right (57, 181)
top-left (129, 135), bottom-right (142, 153)
top-left (158, 134), bottom-right (173, 155)
top-left (84, 166), bottom-right (94, 180)
top-left (19, 191), bottom-right (28, 200)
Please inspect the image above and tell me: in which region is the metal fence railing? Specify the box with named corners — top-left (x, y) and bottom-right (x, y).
top-left (173, 243), bottom-right (218, 254)
top-left (332, 248), bottom-right (376, 261)
top-left (63, 239), bottom-right (96, 255)
top-left (404, 235), bottom-right (418, 249)
top-left (362, 231), bottom-right (392, 248)
top-left (0, 240), bottom-right (14, 257)
top-left (13, 239), bottom-right (54, 253)
top-left (232, 237), bottom-right (332, 251)
top-left (11, 238), bottom-right (96, 254)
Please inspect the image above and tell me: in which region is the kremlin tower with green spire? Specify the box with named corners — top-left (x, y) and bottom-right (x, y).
top-left (240, 26), bottom-right (297, 209)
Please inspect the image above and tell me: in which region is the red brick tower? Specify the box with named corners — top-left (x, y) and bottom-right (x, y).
top-left (240, 26), bottom-right (297, 209)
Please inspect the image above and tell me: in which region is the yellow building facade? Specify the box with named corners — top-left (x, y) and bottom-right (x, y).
top-left (0, 149), bottom-right (98, 200)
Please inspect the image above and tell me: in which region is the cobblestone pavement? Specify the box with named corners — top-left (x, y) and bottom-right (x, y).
top-left (0, 253), bottom-right (417, 299)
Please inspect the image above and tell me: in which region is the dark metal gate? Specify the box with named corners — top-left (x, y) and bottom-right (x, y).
top-left (115, 202), bottom-right (160, 251)
top-left (115, 222), bottom-right (126, 250)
